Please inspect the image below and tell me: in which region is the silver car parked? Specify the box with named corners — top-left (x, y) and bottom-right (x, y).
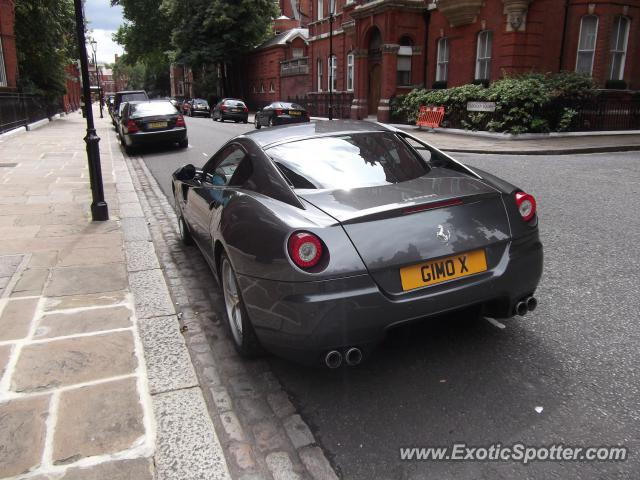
top-left (172, 121), bottom-right (543, 367)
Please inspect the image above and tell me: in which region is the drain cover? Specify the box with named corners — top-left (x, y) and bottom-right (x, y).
top-left (0, 163), bottom-right (17, 167)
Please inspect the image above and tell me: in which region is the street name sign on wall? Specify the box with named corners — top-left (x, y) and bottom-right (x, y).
top-left (467, 101), bottom-right (496, 112)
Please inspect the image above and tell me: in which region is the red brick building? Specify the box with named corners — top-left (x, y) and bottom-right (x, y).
top-left (170, 63), bottom-right (194, 99)
top-left (244, 1), bottom-right (314, 108)
top-left (62, 62), bottom-right (81, 112)
top-left (246, 0), bottom-right (640, 122)
top-left (0, 0), bottom-right (17, 90)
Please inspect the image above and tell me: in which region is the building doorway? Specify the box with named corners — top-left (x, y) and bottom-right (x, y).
top-left (367, 27), bottom-right (382, 115)
top-left (368, 64), bottom-right (381, 115)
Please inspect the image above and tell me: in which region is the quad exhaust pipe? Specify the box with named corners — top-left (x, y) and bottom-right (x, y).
top-left (324, 347), bottom-right (363, 368)
top-left (526, 296), bottom-right (538, 312)
top-left (324, 350), bottom-right (342, 369)
top-left (345, 347), bottom-right (363, 366)
top-left (515, 296), bottom-right (538, 316)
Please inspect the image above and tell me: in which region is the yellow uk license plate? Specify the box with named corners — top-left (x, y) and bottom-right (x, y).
top-left (149, 121), bottom-right (167, 129)
top-left (289, 111), bottom-right (301, 116)
top-left (400, 249), bottom-right (487, 291)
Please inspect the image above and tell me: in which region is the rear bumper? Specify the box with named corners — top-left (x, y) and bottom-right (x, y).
top-left (221, 112), bottom-right (248, 121)
top-left (273, 116), bottom-right (310, 125)
top-left (125, 127), bottom-right (187, 146)
top-left (191, 109), bottom-right (210, 116)
top-left (237, 232), bottom-right (543, 364)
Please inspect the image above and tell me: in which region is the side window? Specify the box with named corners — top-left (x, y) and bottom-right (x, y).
top-left (204, 145), bottom-right (251, 186)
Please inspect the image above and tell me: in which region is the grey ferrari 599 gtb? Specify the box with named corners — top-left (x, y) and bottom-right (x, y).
top-left (172, 121), bottom-right (543, 367)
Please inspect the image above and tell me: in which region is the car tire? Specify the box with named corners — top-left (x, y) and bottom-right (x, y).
top-left (124, 144), bottom-right (135, 156)
top-left (235, 120), bottom-right (240, 123)
top-left (178, 215), bottom-right (194, 246)
top-left (254, 116), bottom-right (261, 129)
top-left (220, 253), bottom-right (263, 357)
top-left (243, 120), bottom-right (248, 124)
top-left (178, 138), bottom-right (188, 149)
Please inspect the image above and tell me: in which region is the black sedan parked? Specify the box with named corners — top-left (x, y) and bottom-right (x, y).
top-left (212, 98), bottom-right (249, 123)
top-left (254, 102), bottom-right (309, 129)
top-left (187, 98), bottom-right (210, 117)
top-left (118, 100), bottom-right (188, 154)
top-left (172, 121), bottom-right (543, 367)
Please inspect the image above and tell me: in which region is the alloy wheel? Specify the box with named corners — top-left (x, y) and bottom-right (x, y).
top-left (222, 258), bottom-right (243, 346)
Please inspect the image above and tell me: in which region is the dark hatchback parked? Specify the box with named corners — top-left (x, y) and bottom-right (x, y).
top-left (118, 100), bottom-right (188, 154)
top-left (254, 102), bottom-right (309, 129)
top-left (172, 121), bottom-right (543, 367)
top-left (111, 90), bottom-right (148, 126)
top-left (212, 98), bottom-right (249, 123)
top-left (188, 98), bottom-right (210, 117)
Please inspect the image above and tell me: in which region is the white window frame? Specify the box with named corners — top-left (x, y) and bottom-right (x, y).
top-left (317, 0), bottom-right (323, 20)
top-left (328, 54), bottom-right (337, 91)
top-left (317, 58), bottom-right (323, 92)
top-left (576, 15), bottom-right (599, 75)
top-left (475, 31), bottom-right (492, 81)
top-left (0, 38), bottom-right (7, 87)
top-left (269, 82), bottom-right (275, 93)
top-left (346, 52), bottom-right (354, 91)
top-left (436, 38), bottom-right (449, 83)
top-left (397, 45), bottom-right (412, 86)
top-left (609, 16), bottom-right (630, 81)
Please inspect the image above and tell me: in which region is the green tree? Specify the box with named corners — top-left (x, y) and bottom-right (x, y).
top-left (15, 0), bottom-right (76, 101)
top-left (163, 0), bottom-right (277, 94)
top-left (112, 55), bottom-right (146, 90)
top-left (111, 0), bottom-right (172, 96)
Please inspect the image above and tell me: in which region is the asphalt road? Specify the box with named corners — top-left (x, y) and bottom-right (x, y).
top-left (139, 118), bottom-right (640, 479)
top-left (140, 115), bottom-right (254, 203)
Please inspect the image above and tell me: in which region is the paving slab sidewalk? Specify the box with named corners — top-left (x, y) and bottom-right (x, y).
top-left (0, 109), bottom-right (230, 480)
top-left (397, 126), bottom-right (640, 155)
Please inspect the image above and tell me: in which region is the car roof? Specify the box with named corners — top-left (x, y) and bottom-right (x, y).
top-left (241, 120), bottom-right (393, 148)
top-left (116, 90), bottom-right (147, 94)
top-left (127, 100), bottom-right (172, 105)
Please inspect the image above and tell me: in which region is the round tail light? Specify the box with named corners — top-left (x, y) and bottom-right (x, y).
top-left (288, 232), bottom-right (323, 269)
top-left (515, 191), bottom-right (537, 222)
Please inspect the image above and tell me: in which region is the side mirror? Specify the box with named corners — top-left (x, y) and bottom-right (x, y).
top-left (176, 164), bottom-right (197, 181)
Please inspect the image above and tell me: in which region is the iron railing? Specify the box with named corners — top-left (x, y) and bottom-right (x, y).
top-left (286, 92), bottom-right (354, 119)
top-left (0, 92), bottom-right (60, 134)
top-left (391, 91), bottom-right (640, 132)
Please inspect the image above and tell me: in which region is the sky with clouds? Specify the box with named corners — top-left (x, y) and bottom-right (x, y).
top-left (84, 0), bottom-right (125, 64)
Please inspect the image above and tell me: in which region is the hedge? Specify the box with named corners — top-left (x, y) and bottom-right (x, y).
top-left (394, 72), bottom-right (597, 134)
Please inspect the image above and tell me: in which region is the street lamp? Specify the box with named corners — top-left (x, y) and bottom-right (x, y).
top-left (74, 0), bottom-right (109, 221)
top-left (328, 0), bottom-right (335, 120)
top-left (89, 39), bottom-right (104, 119)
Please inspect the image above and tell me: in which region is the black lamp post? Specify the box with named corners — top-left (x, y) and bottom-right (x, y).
top-left (74, 0), bottom-right (109, 221)
top-left (90, 39), bottom-right (104, 119)
top-left (328, 1), bottom-right (335, 121)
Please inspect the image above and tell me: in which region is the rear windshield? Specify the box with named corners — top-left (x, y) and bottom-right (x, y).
top-left (268, 133), bottom-right (429, 190)
top-left (194, 99), bottom-right (208, 106)
top-left (120, 92), bottom-right (147, 102)
top-left (224, 100), bottom-right (246, 107)
top-left (272, 102), bottom-right (303, 110)
top-left (130, 101), bottom-right (178, 117)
